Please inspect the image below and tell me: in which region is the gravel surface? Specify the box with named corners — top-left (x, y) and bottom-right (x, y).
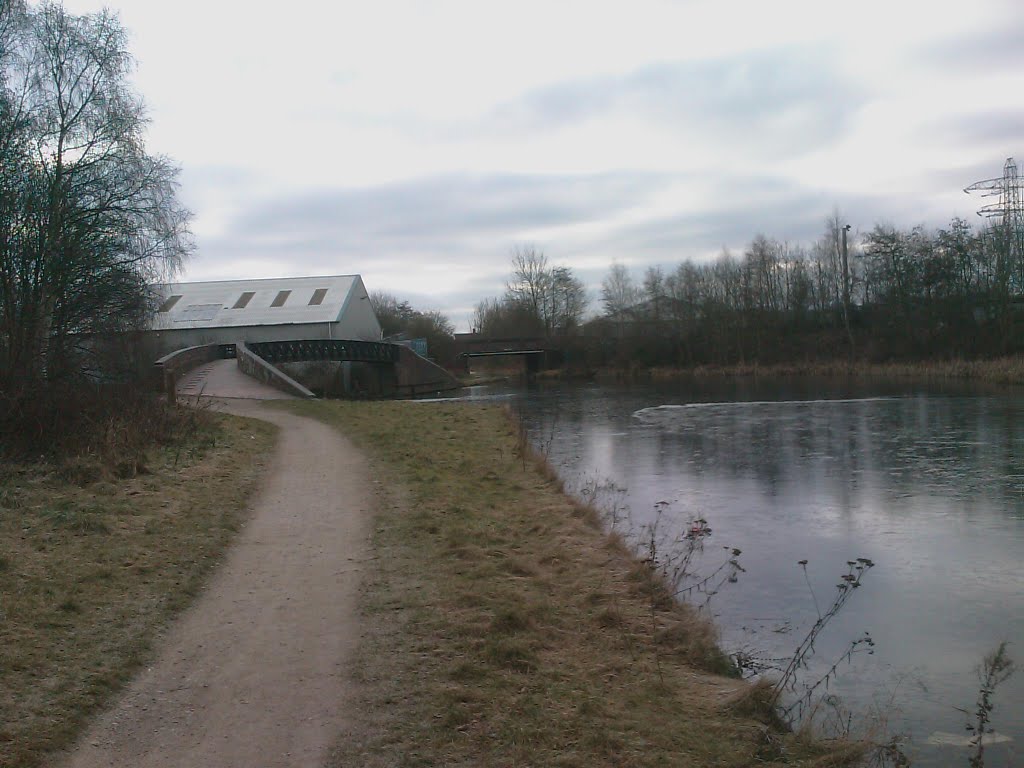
top-left (54, 399), bottom-right (370, 768)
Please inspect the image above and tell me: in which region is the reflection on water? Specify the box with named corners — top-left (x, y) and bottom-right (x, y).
top-left (468, 379), bottom-right (1024, 766)
top-left (631, 396), bottom-right (1024, 511)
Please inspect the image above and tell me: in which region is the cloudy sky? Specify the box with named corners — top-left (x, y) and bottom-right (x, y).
top-left (62, 0), bottom-right (1024, 328)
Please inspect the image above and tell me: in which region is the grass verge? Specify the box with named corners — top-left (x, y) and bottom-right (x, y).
top-left (283, 399), bottom-right (860, 767)
top-left (593, 355), bottom-right (1024, 387)
top-left (0, 411), bottom-right (276, 768)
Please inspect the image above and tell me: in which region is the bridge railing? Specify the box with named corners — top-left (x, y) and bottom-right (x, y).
top-left (154, 343), bottom-right (234, 404)
top-left (236, 343), bottom-right (315, 398)
top-left (248, 339), bottom-right (400, 364)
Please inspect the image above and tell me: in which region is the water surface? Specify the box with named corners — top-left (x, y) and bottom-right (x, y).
top-left (465, 377), bottom-right (1024, 766)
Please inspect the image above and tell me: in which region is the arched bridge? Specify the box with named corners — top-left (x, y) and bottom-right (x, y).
top-left (155, 339), bottom-right (458, 402)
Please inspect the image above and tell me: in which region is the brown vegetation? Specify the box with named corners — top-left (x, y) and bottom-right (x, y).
top-left (0, 412), bottom-right (275, 767)
top-left (592, 355), bottom-right (1024, 387)
top-left (285, 400), bottom-right (861, 767)
top-left (1, 382), bottom-right (210, 465)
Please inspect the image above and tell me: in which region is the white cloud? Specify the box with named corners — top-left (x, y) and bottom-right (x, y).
top-left (55, 0), bottom-right (1024, 328)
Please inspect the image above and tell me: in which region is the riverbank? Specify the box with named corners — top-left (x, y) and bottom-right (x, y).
top-left (0, 411), bottom-right (275, 767)
top-left (283, 399), bottom-right (861, 767)
top-left (584, 355), bottom-right (1024, 387)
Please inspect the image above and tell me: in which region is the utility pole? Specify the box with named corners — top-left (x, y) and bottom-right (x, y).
top-left (841, 223), bottom-right (854, 355)
top-left (841, 224), bottom-right (851, 311)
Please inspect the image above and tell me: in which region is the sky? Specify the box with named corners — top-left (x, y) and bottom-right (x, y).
top-left (60, 0), bottom-right (1024, 329)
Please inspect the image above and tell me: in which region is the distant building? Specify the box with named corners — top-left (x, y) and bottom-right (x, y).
top-left (149, 275), bottom-right (382, 355)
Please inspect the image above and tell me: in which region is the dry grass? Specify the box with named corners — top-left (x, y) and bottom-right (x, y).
top-left (283, 400), bottom-right (860, 767)
top-left (630, 355), bottom-right (1024, 386)
top-left (0, 412), bottom-right (276, 768)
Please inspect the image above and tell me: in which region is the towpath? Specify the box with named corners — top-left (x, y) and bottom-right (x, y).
top-left (55, 370), bottom-right (370, 767)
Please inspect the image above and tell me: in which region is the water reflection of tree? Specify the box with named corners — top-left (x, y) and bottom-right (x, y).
top-left (628, 398), bottom-right (1022, 517)
top-left (521, 387), bottom-right (1023, 521)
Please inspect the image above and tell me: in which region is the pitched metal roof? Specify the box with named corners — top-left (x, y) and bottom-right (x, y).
top-left (151, 275), bottom-right (364, 330)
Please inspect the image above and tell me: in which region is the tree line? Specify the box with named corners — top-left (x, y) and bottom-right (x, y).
top-left (456, 209), bottom-right (1024, 369)
top-left (589, 213), bottom-right (1023, 366)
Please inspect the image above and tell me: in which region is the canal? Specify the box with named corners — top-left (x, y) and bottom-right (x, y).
top-left (461, 376), bottom-right (1024, 766)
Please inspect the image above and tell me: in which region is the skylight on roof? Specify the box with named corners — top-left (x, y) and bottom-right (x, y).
top-left (271, 290), bottom-right (291, 308)
top-left (308, 288), bottom-right (328, 306)
top-left (232, 291), bottom-right (256, 309)
top-left (158, 295), bottom-right (182, 312)
top-left (177, 304), bottom-right (221, 323)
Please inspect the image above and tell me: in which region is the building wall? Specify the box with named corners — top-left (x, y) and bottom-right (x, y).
top-left (336, 276), bottom-right (383, 341)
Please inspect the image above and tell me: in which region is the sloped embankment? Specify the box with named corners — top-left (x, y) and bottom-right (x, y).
top-left (284, 400), bottom-right (860, 767)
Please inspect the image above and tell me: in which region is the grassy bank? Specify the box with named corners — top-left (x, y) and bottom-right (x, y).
top-left (284, 400), bottom-right (858, 767)
top-left (587, 355), bottom-right (1024, 387)
top-left (0, 412), bottom-right (275, 768)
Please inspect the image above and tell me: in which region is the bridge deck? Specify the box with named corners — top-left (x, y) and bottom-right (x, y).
top-left (460, 349), bottom-right (545, 357)
top-left (177, 359), bottom-right (296, 400)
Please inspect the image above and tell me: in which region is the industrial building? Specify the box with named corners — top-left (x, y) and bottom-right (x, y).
top-left (149, 275), bottom-right (382, 356)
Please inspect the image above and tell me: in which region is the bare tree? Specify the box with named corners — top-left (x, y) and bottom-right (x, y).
top-left (0, 3), bottom-right (191, 389)
top-left (501, 245), bottom-right (586, 336)
top-left (601, 262), bottom-right (639, 319)
top-left (745, 235), bottom-right (783, 312)
top-left (642, 266), bottom-right (666, 322)
top-left (549, 265), bottom-right (587, 333)
top-left (473, 296), bottom-right (544, 337)
top-left (506, 245), bottom-right (549, 329)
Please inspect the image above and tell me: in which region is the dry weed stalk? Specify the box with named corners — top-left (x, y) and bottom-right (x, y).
top-left (964, 641), bottom-right (1014, 768)
top-left (770, 558), bottom-right (875, 724)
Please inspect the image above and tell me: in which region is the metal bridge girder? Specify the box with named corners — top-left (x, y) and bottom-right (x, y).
top-left (247, 339), bottom-right (401, 365)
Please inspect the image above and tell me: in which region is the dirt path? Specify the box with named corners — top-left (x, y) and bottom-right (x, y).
top-left (55, 400), bottom-right (371, 768)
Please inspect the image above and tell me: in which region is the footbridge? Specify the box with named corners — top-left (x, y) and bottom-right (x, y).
top-left (452, 334), bottom-right (561, 374)
top-left (155, 339), bottom-right (460, 402)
